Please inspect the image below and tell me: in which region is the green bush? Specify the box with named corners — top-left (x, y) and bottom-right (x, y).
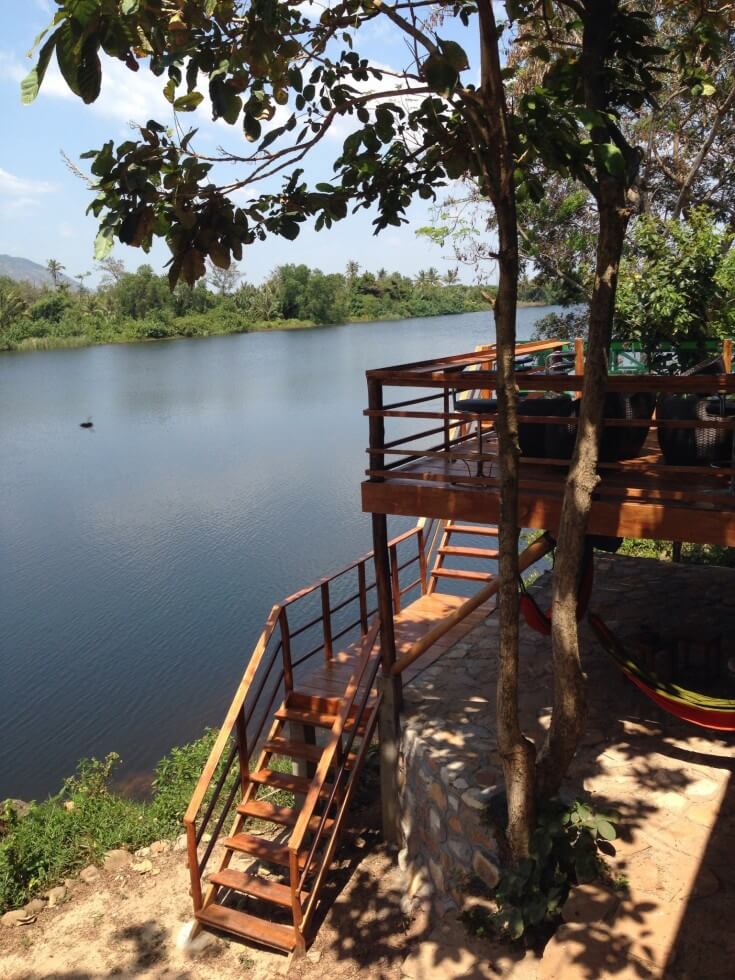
top-left (0, 730), bottom-right (219, 913)
top-left (468, 799), bottom-right (617, 944)
top-left (30, 292), bottom-right (73, 324)
top-left (618, 538), bottom-right (735, 567)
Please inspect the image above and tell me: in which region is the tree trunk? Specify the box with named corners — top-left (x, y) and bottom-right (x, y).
top-left (536, 176), bottom-right (628, 797)
top-left (478, 0), bottom-right (536, 857)
top-left (535, 0), bottom-right (633, 798)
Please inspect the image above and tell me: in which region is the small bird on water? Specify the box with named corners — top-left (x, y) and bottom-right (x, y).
top-left (79, 417), bottom-right (93, 429)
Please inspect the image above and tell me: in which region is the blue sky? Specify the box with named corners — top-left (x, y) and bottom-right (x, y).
top-left (0, 3), bottom-right (490, 286)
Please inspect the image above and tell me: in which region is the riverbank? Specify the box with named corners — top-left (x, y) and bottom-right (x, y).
top-left (0, 301), bottom-right (548, 354)
top-left (1, 315), bottom-right (319, 353)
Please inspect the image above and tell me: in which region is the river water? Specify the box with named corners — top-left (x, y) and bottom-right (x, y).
top-left (0, 307), bottom-right (560, 799)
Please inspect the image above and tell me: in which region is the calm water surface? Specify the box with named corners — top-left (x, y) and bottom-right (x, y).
top-left (0, 308), bottom-right (559, 799)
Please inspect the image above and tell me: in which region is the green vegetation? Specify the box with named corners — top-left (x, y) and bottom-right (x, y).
top-left (618, 539), bottom-right (735, 568)
top-left (467, 799), bottom-right (617, 944)
top-left (532, 208), bottom-right (735, 358)
top-left (0, 260), bottom-right (491, 353)
top-left (615, 208), bottom-right (735, 371)
top-left (0, 733), bottom-right (293, 914)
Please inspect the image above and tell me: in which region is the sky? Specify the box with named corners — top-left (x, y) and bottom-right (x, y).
top-left (0, 2), bottom-right (490, 286)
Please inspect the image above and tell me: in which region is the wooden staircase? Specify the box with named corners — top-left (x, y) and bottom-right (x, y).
top-left (187, 623), bottom-right (380, 954)
top-left (427, 520), bottom-right (499, 593)
top-left (182, 519), bottom-right (510, 955)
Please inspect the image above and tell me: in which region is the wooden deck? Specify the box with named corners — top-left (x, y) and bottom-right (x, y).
top-left (362, 346), bottom-right (735, 547)
top-left (297, 592), bottom-right (494, 700)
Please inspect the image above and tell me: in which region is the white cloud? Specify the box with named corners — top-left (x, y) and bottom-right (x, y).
top-left (0, 49), bottom-right (171, 124)
top-left (0, 168), bottom-right (54, 196)
top-left (0, 167), bottom-right (55, 216)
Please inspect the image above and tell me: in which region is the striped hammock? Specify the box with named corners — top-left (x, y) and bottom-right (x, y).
top-left (588, 613), bottom-right (735, 732)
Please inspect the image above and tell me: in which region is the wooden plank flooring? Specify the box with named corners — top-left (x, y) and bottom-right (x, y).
top-left (296, 592), bottom-right (494, 700)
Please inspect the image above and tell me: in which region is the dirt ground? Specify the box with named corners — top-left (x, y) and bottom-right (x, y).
top-left (0, 801), bottom-right (433, 980)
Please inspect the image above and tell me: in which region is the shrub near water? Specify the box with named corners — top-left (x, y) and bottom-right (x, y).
top-left (0, 730), bottom-right (219, 913)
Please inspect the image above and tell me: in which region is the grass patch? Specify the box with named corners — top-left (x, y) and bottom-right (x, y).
top-left (0, 731), bottom-right (220, 913)
top-left (0, 733), bottom-right (304, 913)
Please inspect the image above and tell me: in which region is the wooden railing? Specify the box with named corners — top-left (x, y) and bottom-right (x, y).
top-left (182, 523), bottom-right (429, 914)
top-left (365, 352), bottom-right (735, 485)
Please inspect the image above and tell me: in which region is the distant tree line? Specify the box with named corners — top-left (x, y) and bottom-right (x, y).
top-left (0, 259), bottom-right (538, 351)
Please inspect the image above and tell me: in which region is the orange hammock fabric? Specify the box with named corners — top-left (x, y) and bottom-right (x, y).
top-left (520, 542), bottom-right (595, 637)
top-left (589, 613), bottom-right (735, 732)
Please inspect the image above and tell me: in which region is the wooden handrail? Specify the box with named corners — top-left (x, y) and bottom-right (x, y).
top-left (289, 621), bottom-right (381, 855)
top-left (183, 602), bottom-right (282, 828)
top-left (366, 369), bottom-right (735, 393)
top-left (300, 683), bottom-right (383, 930)
top-left (364, 338), bottom-right (573, 377)
top-left (279, 526), bottom-right (422, 607)
top-left (183, 522), bottom-right (427, 889)
top-left (368, 410), bottom-right (735, 429)
top-left (391, 532), bottom-right (556, 676)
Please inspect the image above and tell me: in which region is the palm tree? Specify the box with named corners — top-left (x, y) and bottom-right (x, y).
top-left (415, 267), bottom-right (440, 287)
top-left (46, 259), bottom-right (65, 289)
top-left (76, 271), bottom-right (91, 294)
top-left (444, 268), bottom-right (459, 285)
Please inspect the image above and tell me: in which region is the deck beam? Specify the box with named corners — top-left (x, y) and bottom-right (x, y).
top-left (362, 480), bottom-right (735, 548)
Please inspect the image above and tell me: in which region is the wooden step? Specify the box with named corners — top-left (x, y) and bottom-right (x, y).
top-left (237, 798), bottom-right (335, 834)
top-left (432, 568), bottom-right (494, 582)
top-left (263, 738), bottom-right (356, 770)
top-left (196, 902), bottom-right (297, 952)
top-left (445, 524), bottom-right (498, 536)
top-left (263, 737), bottom-right (324, 764)
top-left (438, 545), bottom-right (499, 559)
top-left (221, 832), bottom-right (312, 870)
top-left (209, 867), bottom-right (307, 907)
top-left (249, 768), bottom-right (337, 798)
top-left (275, 706), bottom-right (368, 735)
top-left (289, 692), bottom-right (345, 715)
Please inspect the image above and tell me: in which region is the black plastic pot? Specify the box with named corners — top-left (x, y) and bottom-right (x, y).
top-left (598, 392), bottom-right (656, 462)
top-left (657, 394), bottom-right (735, 466)
top-left (518, 394), bottom-right (578, 460)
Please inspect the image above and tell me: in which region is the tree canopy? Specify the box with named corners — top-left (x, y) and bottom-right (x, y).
top-left (25, 1), bottom-right (717, 285)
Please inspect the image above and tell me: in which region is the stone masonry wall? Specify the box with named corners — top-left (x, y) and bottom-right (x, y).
top-left (395, 613), bottom-right (506, 920)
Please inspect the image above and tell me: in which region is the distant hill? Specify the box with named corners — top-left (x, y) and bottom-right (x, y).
top-left (0, 254), bottom-right (76, 289)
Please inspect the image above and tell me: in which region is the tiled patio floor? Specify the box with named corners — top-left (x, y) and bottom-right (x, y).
top-left (400, 554), bottom-right (735, 980)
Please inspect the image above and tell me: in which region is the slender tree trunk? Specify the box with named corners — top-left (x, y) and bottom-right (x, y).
top-left (478, 0), bottom-right (536, 857)
top-left (537, 178), bottom-right (628, 796)
top-left (537, 0), bottom-right (632, 796)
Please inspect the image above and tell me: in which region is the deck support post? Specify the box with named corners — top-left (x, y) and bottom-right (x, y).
top-left (575, 337), bottom-right (585, 377)
top-left (372, 511), bottom-right (403, 847)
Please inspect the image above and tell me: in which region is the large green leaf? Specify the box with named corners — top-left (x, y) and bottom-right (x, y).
top-left (21, 31), bottom-right (59, 104)
top-left (94, 226), bottom-right (115, 261)
top-left (77, 41), bottom-right (102, 104)
top-left (174, 92), bottom-right (204, 111)
top-left (423, 53), bottom-right (458, 98)
top-left (595, 142), bottom-right (625, 178)
top-left (440, 41), bottom-right (469, 72)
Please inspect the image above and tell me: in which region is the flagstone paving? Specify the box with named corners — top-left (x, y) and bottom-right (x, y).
top-left (399, 554), bottom-right (735, 979)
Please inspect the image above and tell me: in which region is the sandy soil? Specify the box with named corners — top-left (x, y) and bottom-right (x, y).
top-left (0, 802), bottom-right (431, 980)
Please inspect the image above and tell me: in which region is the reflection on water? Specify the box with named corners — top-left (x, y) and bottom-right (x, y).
top-left (0, 308), bottom-right (559, 798)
